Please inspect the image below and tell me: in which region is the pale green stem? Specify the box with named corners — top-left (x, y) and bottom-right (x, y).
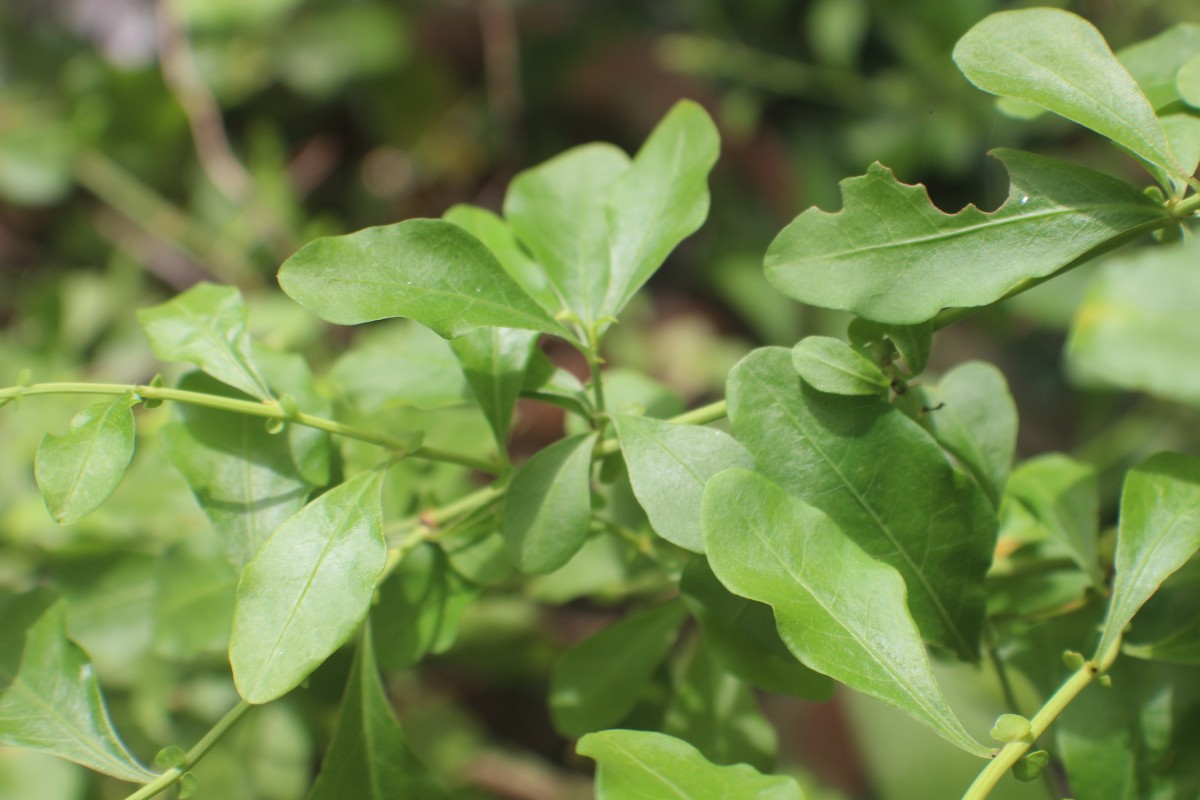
top-left (0, 382), bottom-right (498, 474)
top-left (124, 701), bottom-right (252, 800)
top-left (962, 662), bottom-right (1099, 800)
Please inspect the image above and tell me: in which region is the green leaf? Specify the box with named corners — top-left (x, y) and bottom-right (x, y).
top-left (255, 345), bottom-right (332, 487)
top-left (1095, 452), bottom-right (1200, 666)
top-left (601, 100), bottom-right (719, 319)
top-left (307, 627), bottom-right (445, 799)
top-left (883, 322), bottom-right (933, 376)
top-left (1006, 454), bottom-right (1102, 586)
top-left (681, 559), bottom-right (832, 699)
top-left (0, 594), bottom-right (155, 783)
top-left (154, 539), bottom-right (236, 659)
top-left (451, 327), bottom-right (539, 449)
top-left (1177, 54), bottom-right (1200, 108)
top-left (953, 8), bottom-right (1181, 177)
top-left (162, 373), bottom-right (314, 569)
top-left (521, 350), bottom-right (591, 417)
top-left (230, 469), bottom-right (387, 704)
top-left (728, 348), bottom-right (995, 660)
top-left (330, 321), bottom-right (472, 413)
top-left (1067, 242), bottom-right (1200, 406)
top-left (791, 336), bottom-right (890, 396)
top-left (502, 432), bottom-right (597, 574)
top-left (137, 283), bottom-right (272, 401)
top-left (34, 392), bottom-right (137, 524)
top-left (764, 149), bottom-right (1166, 324)
top-left (504, 100), bottom-right (718, 326)
top-left (578, 729), bottom-right (804, 800)
top-left (701, 469), bottom-right (988, 756)
top-left (917, 362), bottom-right (1017, 506)
top-left (1117, 23), bottom-right (1200, 109)
top-left (662, 642), bottom-right (777, 772)
top-left (443, 204), bottom-right (560, 317)
top-left (550, 600), bottom-right (687, 737)
top-left (277, 219), bottom-right (565, 338)
top-left (611, 413), bottom-right (754, 552)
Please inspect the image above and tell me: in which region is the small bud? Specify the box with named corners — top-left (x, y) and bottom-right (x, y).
top-left (142, 374), bottom-right (165, 409)
top-left (278, 393), bottom-right (299, 418)
top-left (1098, 674), bottom-right (1112, 688)
top-left (1012, 749), bottom-right (1049, 782)
top-left (154, 745), bottom-right (186, 770)
top-left (1062, 650), bottom-right (1086, 671)
top-left (265, 417), bottom-right (285, 435)
top-left (178, 772), bottom-right (198, 799)
top-left (990, 713), bottom-right (1032, 743)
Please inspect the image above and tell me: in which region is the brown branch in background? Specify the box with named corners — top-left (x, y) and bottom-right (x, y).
top-left (155, 1), bottom-right (253, 203)
top-left (478, 0), bottom-right (524, 161)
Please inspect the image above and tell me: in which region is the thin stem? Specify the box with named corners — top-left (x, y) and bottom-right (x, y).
top-left (124, 701), bottom-right (252, 800)
top-left (0, 382), bottom-right (498, 474)
top-left (962, 662), bottom-right (1099, 800)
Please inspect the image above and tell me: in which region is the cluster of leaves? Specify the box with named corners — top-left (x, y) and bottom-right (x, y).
top-left (3, 7), bottom-right (1200, 800)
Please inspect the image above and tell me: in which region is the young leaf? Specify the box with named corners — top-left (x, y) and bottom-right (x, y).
top-left (34, 391), bottom-right (137, 524)
top-left (502, 432), bottom-right (597, 574)
top-left (550, 601), bottom-right (687, 737)
top-left (0, 593), bottom-right (155, 783)
top-left (953, 8), bottom-right (1182, 178)
top-left (521, 349), bottom-right (591, 417)
top-left (443, 203), bottom-right (560, 317)
top-left (662, 642), bottom-right (778, 772)
top-left (308, 627), bottom-right (445, 799)
top-left (883, 322), bottom-right (933, 376)
top-left (601, 99), bottom-right (719, 319)
top-left (611, 412), bottom-right (754, 552)
top-left (450, 327), bottom-right (539, 450)
top-left (137, 282), bottom-right (272, 401)
top-left (277, 219), bottom-right (566, 338)
top-left (230, 469), bottom-right (387, 704)
top-left (1095, 452), bottom-right (1200, 666)
top-left (578, 729), bottom-right (804, 800)
top-left (702, 469), bottom-right (989, 757)
top-left (681, 559), bottom-right (833, 699)
top-left (916, 361), bottom-right (1017, 506)
top-left (791, 336), bottom-right (890, 396)
top-left (728, 348), bottom-right (995, 660)
top-left (163, 372), bottom-right (314, 569)
top-left (1006, 454), bottom-right (1102, 586)
top-left (1067, 242), bottom-right (1200, 406)
top-left (765, 149), bottom-right (1166, 324)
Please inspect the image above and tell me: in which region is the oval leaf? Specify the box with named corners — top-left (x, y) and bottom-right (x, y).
top-left (230, 469), bottom-right (387, 704)
top-left (137, 283), bottom-right (272, 401)
top-left (444, 203), bottom-right (560, 317)
top-left (308, 627), bottom-right (445, 799)
top-left (578, 729), bottom-right (804, 800)
top-left (451, 326), bottom-right (539, 450)
top-left (1096, 452), bottom-right (1200, 666)
top-left (611, 412), bottom-right (754, 552)
top-left (791, 336), bottom-right (890, 396)
top-left (702, 469), bottom-right (988, 757)
top-left (34, 391), bottom-right (137, 524)
top-left (765, 149), bottom-right (1166, 324)
top-left (502, 432), bottom-right (597, 574)
top-left (550, 601), bottom-right (687, 737)
top-left (953, 8), bottom-right (1181, 177)
top-left (278, 219), bottom-right (565, 338)
top-left (728, 347), bottom-right (995, 661)
top-left (0, 594), bottom-right (155, 783)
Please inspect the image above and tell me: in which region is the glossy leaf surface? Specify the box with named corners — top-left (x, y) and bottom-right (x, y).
top-left (163, 373), bottom-right (313, 569)
top-left (916, 361), bottom-right (1017, 506)
top-left (550, 601), bottom-right (686, 737)
top-left (307, 627), bottom-right (444, 799)
top-left (502, 432), bottom-right (597, 574)
top-left (1096, 452), bottom-right (1200, 665)
top-left (953, 8), bottom-right (1181, 177)
top-left (451, 326), bottom-right (539, 449)
top-left (728, 347), bottom-right (995, 660)
top-left (681, 559), bottom-right (832, 699)
top-left (278, 219), bottom-right (565, 338)
top-left (231, 469), bottom-right (387, 703)
top-left (137, 282), bottom-right (272, 400)
top-left (34, 392), bottom-right (137, 524)
top-left (611, 412), bottom-right (754, 552)
top-left (0, 593), bottom-right (154, 783)
top-left (578, 729), bottom-right (804, 800)
top-left (765, 150), bottom-right (1166, 324)
top-left (702, 469), bottom-right (988, 756)
top-left (791, 336), bottom-right (890, 396)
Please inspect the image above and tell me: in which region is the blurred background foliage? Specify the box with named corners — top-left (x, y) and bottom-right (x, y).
top-left (2, 1), bottom-right (1199, 798)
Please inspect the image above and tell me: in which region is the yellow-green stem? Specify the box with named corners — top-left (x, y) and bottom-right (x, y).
top-left (124, 701), bottom-right (252, 800)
